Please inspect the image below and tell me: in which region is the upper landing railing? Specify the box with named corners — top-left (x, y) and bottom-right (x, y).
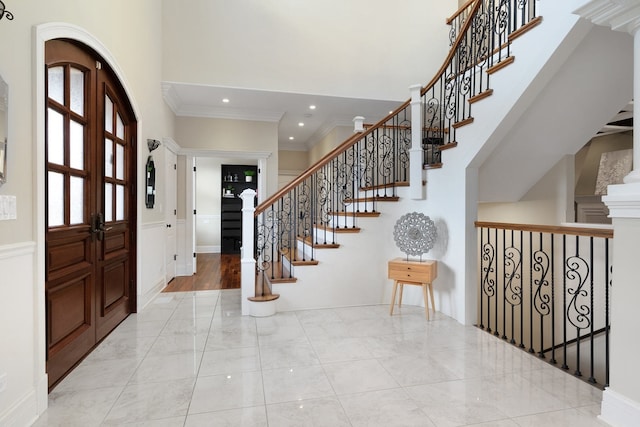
top-left (248, 0), bottom-right (540, 289)
top-left (476, 221), bottom-right (613, 388)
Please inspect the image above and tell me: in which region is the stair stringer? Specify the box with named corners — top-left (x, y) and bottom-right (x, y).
top-left (271, 187), bottom-right (446, 313)
top-left (444, 0), bottom-right (634, 202)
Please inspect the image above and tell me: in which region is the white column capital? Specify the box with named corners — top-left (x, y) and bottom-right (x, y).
top-left (353, 116), bottom-right (365, 133)
top-left (603, 182), bottom-right (640, 218)
top-left (409, 84), bottom-right (422, 104)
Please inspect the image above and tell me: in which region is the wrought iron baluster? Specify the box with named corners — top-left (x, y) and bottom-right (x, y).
top-left (605, 238), bottom-right (611, 387)
top-left (494, 227), bottom-right (499, 336)
top-left (550, 233), bottom-right (556, 365)
top-left (518, 229), bottom-right (524, 348)
top-left (562, 234), bottom-right (568, 370)
top-left (589, 236), bottom-right (595, 384)
top-left (528, 231), bottom-right (534, 353)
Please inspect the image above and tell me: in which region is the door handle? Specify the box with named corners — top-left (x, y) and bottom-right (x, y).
top-left (91, 213), bottom-right (113, 241)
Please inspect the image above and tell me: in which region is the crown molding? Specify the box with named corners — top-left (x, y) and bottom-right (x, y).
top-left (575, 0), bottom-right (640, 33)
top-left (179, 148), bottom-right (272, 159)
top-left (175, 104), bottom-right (284, 122)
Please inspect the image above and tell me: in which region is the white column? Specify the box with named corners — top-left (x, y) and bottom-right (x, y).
top-left (625, 27), bottom-right (640, 183)
top-left (409, 84), bottom-right (424, 199)
top-left (240, 188), bottom-right (257, 316)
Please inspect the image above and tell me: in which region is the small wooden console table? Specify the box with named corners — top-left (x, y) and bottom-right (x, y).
top-left (388, 258), bottom-right (437, 319)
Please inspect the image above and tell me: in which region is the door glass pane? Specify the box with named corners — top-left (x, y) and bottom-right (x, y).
top-left (48, 66), bottom-right (64, 105)
top-left (70, 176), bottom-right (84, 225)
top-left (47, 108), bottom-right (64, 165)
top-left (70, 120), bottom-right (84, 170)
top-left (105, 183), bottom-right (113, 222)
top-left (116, 184), bottom-right (124, 221)
top-left (105, 95), bottom-right (113, 132)
top-left (48, 171), bottom-right (64, 227)
top-left (70, 67), bottom-right (84, 116)
top-left (116, 143), bottom-right (124, 180)
top-left (116, 113), bottom-right (124, 139)
top-left (105, 138), bottom-right (113, 178)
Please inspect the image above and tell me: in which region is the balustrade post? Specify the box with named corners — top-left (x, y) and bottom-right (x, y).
top-left (409, 84), bottom-right (424, 199)
top-left (353, 115), bottom-right (364, 133)
top-left (240, 188), bottom-right (257, 316)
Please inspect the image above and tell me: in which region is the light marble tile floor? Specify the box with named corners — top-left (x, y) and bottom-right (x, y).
top-left (32, 289), bottom-right (608, 427)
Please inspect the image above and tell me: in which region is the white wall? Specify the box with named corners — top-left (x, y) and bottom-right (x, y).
top-left (478, 156), bottom-right (575, 225)
top-left (307, 126), bottom-right (354, 165)
top-left (175, 117), bottom-right (279, 198)
top-left (0, 1), bottom-right (174, 424)
top-left (162, 0), bottom-right (457, 102)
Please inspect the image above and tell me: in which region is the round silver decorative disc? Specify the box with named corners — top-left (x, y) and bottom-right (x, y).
top-left (393, 212), bottom-right (437, 256)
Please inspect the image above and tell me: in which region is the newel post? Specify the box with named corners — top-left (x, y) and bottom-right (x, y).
top-left (409, 84), bottom-right (424, 199)
top-left (239, 188), bottom-right (257, 316)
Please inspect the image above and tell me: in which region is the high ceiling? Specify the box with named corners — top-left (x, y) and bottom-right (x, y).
top-left (162, 82), bottom-right (403, 151)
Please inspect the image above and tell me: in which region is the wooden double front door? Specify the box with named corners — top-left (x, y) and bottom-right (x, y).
top-left (45, 40), bottom-right (137, 388)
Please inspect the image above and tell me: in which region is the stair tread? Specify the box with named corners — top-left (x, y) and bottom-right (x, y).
top-left (330, 211), bottom-right (381, 217)
top-left (344, 196), bottom-right (400, 203)
top-left (315, 224), bottom-right (361, 233)
top-left (282, 248), bottom-right (319, 266)
top-left (260, 262), bottom-right (297, 284)
top-left (361, 181), bottom-right (409, 191)
top-left (298, 236), bottom-right (340, 248)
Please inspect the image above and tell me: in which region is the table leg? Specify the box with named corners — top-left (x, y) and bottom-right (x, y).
top-left (428, 282), bottom-right (436, 313)
top-left (422, 283), bottom-right (430, 320)
top-left (389, 280), bottom-right (399, 315)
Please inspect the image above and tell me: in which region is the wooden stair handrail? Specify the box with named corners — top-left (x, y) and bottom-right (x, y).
top-left (256, 0), bottom-right (484, 217)
top-left (475, 221), bottom-right (614, 239)
top-left (446, 0), bottom-right (476, 25)
top-left (421, 0), bottom-right (483, 98)
top-left (255, 100), bottom-right (410, 215)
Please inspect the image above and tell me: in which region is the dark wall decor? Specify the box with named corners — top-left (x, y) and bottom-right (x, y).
top-left (0, 1), bottom-right (14, 21)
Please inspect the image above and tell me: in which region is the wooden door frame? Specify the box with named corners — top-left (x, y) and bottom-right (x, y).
top-left (35, 23), bottom-right (141, 401)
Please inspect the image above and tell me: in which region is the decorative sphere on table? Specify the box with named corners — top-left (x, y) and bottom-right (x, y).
top-left (393, 212), bottom-right (437, 257)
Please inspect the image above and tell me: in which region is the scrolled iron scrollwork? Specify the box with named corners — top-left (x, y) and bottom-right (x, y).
top-left (0, 1), bottom-right (14, 21)
top-left (566, 256), bottom-right (591, 330)
top-left (494, 0), bottom-right (511, 36)
top-left (481, 242), bottom-right (496, 298)
top-left (532, 249), bottom-right (551, 316)
top-left (504, 246), bottom-right (522, 306)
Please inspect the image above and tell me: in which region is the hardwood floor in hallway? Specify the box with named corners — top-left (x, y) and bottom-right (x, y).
top-left (163, 253), bottom-right (240, 292)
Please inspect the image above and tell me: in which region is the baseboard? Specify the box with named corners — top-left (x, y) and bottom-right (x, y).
top-left (600, 388), bottom-right (640, 427)
top-left (0, 388), bottom-right (38, 427)
top-left (138, 276), bottom-right (166, 310)
top-left (196, 245), bottom-right (220, 253)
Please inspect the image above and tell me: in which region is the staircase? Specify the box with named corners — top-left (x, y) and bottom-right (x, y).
top-left (246, 0), bottom-right (633, 317)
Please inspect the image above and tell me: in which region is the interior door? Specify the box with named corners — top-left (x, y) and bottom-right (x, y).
top-left (165, 147), bottom-right (177, 282)
top-left (45, 40), bottom-right (136, 388)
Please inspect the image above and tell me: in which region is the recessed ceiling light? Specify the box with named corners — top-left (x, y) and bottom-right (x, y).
top-left (298, 122), bottom-right (304, 127)
top-left (289, 136), bottom-right (295, 140)
top-left (222, 98), bottom-right (230, 103)
top-left (309, 105), bottom-right (316, 110)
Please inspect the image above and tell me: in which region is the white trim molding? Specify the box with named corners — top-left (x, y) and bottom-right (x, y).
top-left (180, 148), bottom-right (272, 159)
top-left (602, 182), bottom-right (640, 218)
top-left (600, 388), bottom-right (640, 427)
top-left (575, 0), bottom-right (640, 33)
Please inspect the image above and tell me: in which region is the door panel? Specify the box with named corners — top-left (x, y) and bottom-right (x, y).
top-left (165, 148), bottom-right (177, 282)
top-left (45, 39), bottom-right (136, 388)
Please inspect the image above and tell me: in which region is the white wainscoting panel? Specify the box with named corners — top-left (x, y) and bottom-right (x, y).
top-left (138, 222), bottom-right (166, 310)
top-left (0, 242), bottom-right (42, 427)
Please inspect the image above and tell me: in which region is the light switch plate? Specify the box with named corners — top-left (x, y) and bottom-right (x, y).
top-left (0, 195), bottom-right (17, 220)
